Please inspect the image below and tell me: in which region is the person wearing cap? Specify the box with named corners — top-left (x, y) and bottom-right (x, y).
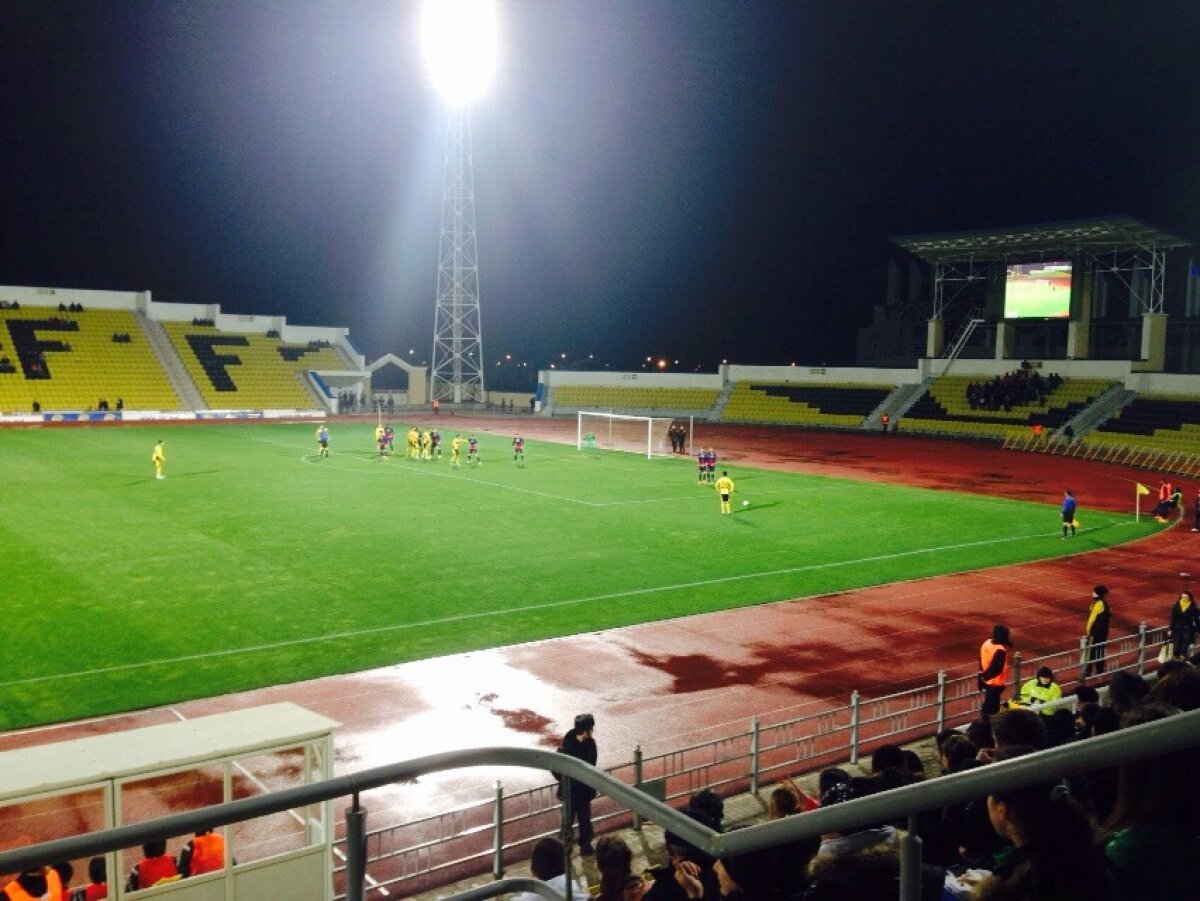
top-left (1017, 666), bottom-right (1063, 715)
top-left (556, 713), bottom-right (598, 854)
top-left (1085, 585), bottom-right (1113, 677)
top-left (978, 624), bottom-right (1014, 716)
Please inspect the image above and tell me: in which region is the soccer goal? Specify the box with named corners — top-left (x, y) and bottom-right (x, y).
top-left (577, 411), bottom-right (690, 458)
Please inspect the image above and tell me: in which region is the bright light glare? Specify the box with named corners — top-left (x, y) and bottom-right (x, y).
top-left (421, 0), bottom-right (498, 106)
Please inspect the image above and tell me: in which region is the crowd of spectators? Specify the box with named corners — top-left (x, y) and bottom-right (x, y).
top-left (57, 302), bottom-right (85, 312)
top-left (0, 299), bottom-right (21, 309)
top-left (535, 661), bottom-right (1200, 901)
top-left (112, 331), bottom-right (133, 342)
top-left (191, 317), bottom-right (215, 326)
top-left (965, 365), bottom-right (1062, 412)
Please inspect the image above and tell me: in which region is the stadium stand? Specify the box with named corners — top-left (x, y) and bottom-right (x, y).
top-left (1086, 394), bottom-right (1200, 454)
top-left (0, 306), bottom-right (182, 413)
top-left (551, 385), bottom-right (718, 412)
top-left (719, 381), bottom-right (894, 427)
top-left (160, 322), bottom-right (344, 410)
top-left (900, 375), bottom-right (1115, 441)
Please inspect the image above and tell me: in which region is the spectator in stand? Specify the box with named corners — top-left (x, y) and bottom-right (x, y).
top-left (75, 856), bottom-right (107, 901)
top-left (978, 624), bottom-right (1014, 716)
top-left (803, 778), bottom-right (945, 900)
top-left (126, 839), bottom-right (180, 890)
top-left (1167, 590), bottom-right (1200, 659)
top-left (1084, 585), bottom-right (1112, 676)
top-left (645, 798), bottom-right (722, 901)
top-left (974, 748), bottom-right (1116, 900)
top-left (595, 835), bottom-right (646, 901)
top-left (1074, 683), bottom-right (1099, 705)
top-left (177, 827), bottom-right (226, 877)
top-left (513, 837), bottom-right (586, 901)
top-left (869, 743), bottom-right (905, 775)
top-left (1148, 665), bottom-right (1200, 711)
top-left (4, 868), bottom-right (64, 900)
top-left (985, 707), bottom-right (1046, 757)
top-left (1105, 670), bottom-right (1150, 718)
top-left (965, 718), bottom-right (994, 753)
top-left (1101, 703), bottom-right (1200, 901)
top-left (901, 749), bottom-right (925, 779)
top-left (939, 735), bottom-right (978, 774)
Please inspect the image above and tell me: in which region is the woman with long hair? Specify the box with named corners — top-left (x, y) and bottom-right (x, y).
top-left (974, 748), bottom-right (1115, 900)
top-left (1101, 703), bottom-right (1200, 901)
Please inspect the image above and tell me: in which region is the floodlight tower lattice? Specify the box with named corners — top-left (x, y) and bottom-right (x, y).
top-left (430, 106), bottom-right (485, 404)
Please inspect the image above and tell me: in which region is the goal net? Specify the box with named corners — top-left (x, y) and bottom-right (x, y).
top-left (577, 411), bottom-right (684, 458)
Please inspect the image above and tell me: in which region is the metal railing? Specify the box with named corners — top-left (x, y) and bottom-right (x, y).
top-left (1003, 432), bottom-right (1200, 479)
top-left (4, 711), bottom-right (1199, 901)
top-left (328, 625), bottom-right (1165, 896)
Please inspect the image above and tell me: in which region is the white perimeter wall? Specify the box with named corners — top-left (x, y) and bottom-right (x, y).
top-left (542, 370), bottom-right (723, 389)
top-left (723, 364), bottom-right (918, 385)
top-left (0, 284), bottom-right (145, 309)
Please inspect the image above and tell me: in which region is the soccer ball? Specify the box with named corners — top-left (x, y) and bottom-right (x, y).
top-left (742, 500), bottom-right (750, 507)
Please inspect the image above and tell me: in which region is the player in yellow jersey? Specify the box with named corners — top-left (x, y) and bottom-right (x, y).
top-left (420, 428), bottom-right (433, 460)
top-left (407, 426), bottom-right (420, 459)
top-left (714, 470), bottom-right (735, 515)
top-left (152, 439), bottom-right (165, 480)
top-left (450, 434), bottom-right (466, 467)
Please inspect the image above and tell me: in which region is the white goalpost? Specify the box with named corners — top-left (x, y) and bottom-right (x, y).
top-left (577, 411), bottom-right (690, 458)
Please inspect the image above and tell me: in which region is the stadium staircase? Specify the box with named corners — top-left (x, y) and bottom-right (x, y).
top-left (136, 312), bottom-right (207, 410)
top-left (866, 380), bottom-right (929, 430)
top-left (709, 380), bottom-right (737, 420)
top-left (1057, 382), bottom-right (1134, 439)
top-left (937, 307), bottom-right (987, 376)
top-left (1084, 393), bottom-right (1200, 454)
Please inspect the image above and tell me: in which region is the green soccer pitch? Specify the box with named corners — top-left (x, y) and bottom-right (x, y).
top-left (0, 422), bottom-right (1156, 729)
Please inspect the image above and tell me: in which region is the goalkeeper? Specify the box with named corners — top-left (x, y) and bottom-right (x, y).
top-left (715, 471), bottom-right (735, 515)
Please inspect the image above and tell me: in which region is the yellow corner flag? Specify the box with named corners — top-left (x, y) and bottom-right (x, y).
top-left (1136, 482), bottom-right (1151, 495)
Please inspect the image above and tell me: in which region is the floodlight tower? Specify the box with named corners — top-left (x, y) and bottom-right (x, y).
top-left (422, 0), bottom-right (497, 405)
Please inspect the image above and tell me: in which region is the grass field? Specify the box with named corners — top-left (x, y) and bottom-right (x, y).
top-left (1, 421), bottom-right (1157, 729)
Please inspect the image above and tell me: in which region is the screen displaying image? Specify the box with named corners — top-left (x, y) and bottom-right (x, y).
top-left (1003, 261), bottom-right (1072, 318)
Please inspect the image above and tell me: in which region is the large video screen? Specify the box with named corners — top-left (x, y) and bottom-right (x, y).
top-left (1004, 261), bottom-right (1072, 318)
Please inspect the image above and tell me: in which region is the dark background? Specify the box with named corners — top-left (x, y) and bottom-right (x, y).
top-left (2, 1), bottom-right (1198, 387)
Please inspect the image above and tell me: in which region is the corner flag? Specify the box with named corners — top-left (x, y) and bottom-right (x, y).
top-left (1136, 482), bottom-right (1151, 495)
top-left (1136, 482), bottom-right (1151, 521)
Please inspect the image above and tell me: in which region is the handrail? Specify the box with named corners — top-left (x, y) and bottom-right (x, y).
top-left (3, 711), bottom-right (1199, 900)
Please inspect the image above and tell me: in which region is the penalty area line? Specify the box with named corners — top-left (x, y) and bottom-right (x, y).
top-left (0, 521), bottom-right (1137, 690)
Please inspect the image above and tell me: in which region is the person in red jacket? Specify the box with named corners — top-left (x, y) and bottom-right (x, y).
top-left (126, 840), bottom-right (179, 891)
top-left (73, 857), bottom-right (107, 901)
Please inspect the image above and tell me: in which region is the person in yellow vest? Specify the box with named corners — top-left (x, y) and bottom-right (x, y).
top-left (407, 426), bottom-right (420, 459)
top-left (715, 471), bottom-right (735, 515)
top-left (450, 435), bottom-right (466, 467)
top-left (178, 828), bottom-right (227, 877)
top-left (420, 428), bottom-right (433, 460)
top-left (3, 867), bottom-right (63, 901)
top-left (152, 439), bottom-right (165, 480)
top-left (1016, 666), bottom-right (1062, 715)
top-left (978, 623), bottom-right (1013, 717)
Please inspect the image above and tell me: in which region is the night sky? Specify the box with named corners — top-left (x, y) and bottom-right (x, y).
top-left (2, 1), bottom-right (1199, 387)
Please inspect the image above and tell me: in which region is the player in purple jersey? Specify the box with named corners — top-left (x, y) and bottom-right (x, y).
top-left (706, 448), bottom-right (717, 484)
top-left (512, 434), bottom-right (524, 463)
top-left (697, 448), bottom-right (707, 484)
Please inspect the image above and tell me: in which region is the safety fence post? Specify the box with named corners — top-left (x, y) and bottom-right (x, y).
top-left (935, 671), bottom-right (947, 733)
top-left (750, 717), bottom-right (760, 795)
top-left (1137, 622), bottom-right (1148, 675)
top-left (849, 691), bottom-right (861, 765)
top-left (345, 793), bottom-right (367, 901)
top-left (492, 780), bottom-right (504, 880)
top-left (633, 746), bottom-right (644, 831)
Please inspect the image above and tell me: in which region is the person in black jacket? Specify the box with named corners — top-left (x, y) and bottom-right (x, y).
top-left (1167, 591), bottom-right (1200, 659)
top-left (557, 713), bottom-right (598, 854)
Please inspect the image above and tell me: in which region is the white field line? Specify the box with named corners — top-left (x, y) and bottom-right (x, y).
top-left (0, 521), bottom-right (1136, 690)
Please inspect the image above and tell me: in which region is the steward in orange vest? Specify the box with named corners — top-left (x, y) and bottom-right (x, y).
top-left (3, 868), bottom-right (63, 901)
top-left (178, 829), bottom-right (226, 877)
top-left (978, 624), bottom-right (1013, 717)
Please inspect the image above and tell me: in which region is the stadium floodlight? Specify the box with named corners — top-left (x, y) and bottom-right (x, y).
top-left (420, 0), bottom-right (498, 107)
